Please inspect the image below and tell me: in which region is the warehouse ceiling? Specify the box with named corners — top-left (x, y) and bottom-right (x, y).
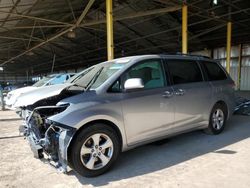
top-left (0, 0), bottom-right (250, 75)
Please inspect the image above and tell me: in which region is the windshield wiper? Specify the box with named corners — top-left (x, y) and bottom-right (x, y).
top-left (72, 83), bottom-right (87, 90)
top-left (85, 67), bottom-right (104, 91)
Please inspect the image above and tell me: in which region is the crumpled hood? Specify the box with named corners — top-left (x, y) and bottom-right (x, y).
top-left (6, 86), bottom-right (37, 107)
top-left (57, 90), bottom-right (98, 106)
top-left (14, 83), bottom-right (72, 107)
top-left (48, 91), bottom-right (102, 125)
top-left (48, 90), bottom-right (123, 129)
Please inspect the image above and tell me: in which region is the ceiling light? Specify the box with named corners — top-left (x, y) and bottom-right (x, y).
top-left (0, 67), bottom-right (3, 71)
top-left (211, 0), bottom-right (218, 6)
top-left (67, 29), bottom-right (76, 39)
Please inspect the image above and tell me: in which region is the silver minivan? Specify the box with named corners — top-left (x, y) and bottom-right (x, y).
top-left (23, 55), bottom-right (235, 177)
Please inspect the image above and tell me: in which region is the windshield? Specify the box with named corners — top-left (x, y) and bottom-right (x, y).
top-left (66, 67), bottom-right (94, 84)
top-left (33, 75), bottom-right (57, 87)
top-left (72, 60), bottom-right (129, 89)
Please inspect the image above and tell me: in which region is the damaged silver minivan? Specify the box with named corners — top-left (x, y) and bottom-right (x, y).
top-left (22, 55), bottom-right (235, 177)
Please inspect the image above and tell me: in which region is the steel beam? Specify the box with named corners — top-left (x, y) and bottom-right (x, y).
top-left (182, 4), bottom-right (188, 54)
top-left (0, 0), bottom-right (96, 66)
top-left (106, 0), bottom-right (114, 60)
top-left (81, 6), bottom-right (181, 27)
top-left (0, 0), bottom-right (21, 27)
top-left (226, 22), bottom-right (232, 73)
top-left (0, 10), bottom-right (72, 26)
top-left (0, 6), bottom-right (181, 31)
top-left (0, 35), bottom-right (39, 41)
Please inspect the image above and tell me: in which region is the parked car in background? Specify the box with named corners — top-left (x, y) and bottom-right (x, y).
top-left (5, 73), bottom-right (75, 110)
top-left (21, 55), bottom-right (235, 177)
top-left (4, 85), bottom-right (19, 92)
top-left (14, 67), bottom-right (93, 119)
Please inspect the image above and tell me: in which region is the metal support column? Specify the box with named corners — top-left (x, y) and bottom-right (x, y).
top-left (226, 22), bottom-right (232, 73)
top-left (106, 0), bottom-right (114, 60)
top-left (0, 89), bottom-right (5, 111)
top-left (237, 44), bottom-right (242, 90)
top-left (182, 4), bottom-right (188, 54)
top-left (210, 48), bottom-right (214, 59)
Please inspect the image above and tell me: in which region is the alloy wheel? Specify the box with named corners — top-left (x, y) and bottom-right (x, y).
top-left (212, 109), bottom-right (224, 130)
top-left (80, 133), bottom-right (114, 170)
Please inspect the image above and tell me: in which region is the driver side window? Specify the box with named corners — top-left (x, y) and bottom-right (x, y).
top-left (108, 59), bottom-right (165, 93)
top-left (124, 59), bottom-right (165, 90)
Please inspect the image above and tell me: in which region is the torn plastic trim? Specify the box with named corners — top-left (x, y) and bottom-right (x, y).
top-left (23, 105), bottom-right (76, 173)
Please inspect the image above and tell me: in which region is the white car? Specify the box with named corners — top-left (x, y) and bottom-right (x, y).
top-left (14, 67), bottom-right (93, 120)
top-left (5, 73), bottom-right (74, 110)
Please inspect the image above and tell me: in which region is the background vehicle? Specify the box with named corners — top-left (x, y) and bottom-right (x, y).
top-left (14, 68), bottom-right (94, 119)
top-left (4, 85), bottom-right (19, 92)
top-left (22, 55), bottom-right (235, 177)
top-left (5, 73), bottom-right (75, 110)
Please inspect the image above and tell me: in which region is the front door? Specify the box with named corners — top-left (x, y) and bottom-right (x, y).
top-left (121, 59), bottom-right (175, 146)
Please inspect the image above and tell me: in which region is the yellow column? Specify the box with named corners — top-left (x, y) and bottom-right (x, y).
top-left (226, 22), bottom-right (232, 73)
top-left (237, 44), bottom-right (242, 90)
top-left (182, 4), bottom-right (188, 54)
top-left (106, 0), bottom-right (114, 60)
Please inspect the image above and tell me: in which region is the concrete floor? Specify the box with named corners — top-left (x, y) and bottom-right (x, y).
top-left (0, 110), bottom-right (250, 188)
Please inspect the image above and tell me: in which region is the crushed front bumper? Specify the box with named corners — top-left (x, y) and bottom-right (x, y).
top-left (21, 106), bottom-right (76, 173)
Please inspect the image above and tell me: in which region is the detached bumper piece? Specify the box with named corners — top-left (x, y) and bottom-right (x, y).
top-left (21, 106), bottom-right (75, 173)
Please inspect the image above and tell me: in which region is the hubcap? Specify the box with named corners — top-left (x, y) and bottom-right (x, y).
top-left (80, 133), bottom-right (113, 170)
top-left (212, 109), bottom-right (224, 130)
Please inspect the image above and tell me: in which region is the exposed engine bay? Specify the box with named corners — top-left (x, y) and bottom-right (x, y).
top-left (29, 85), bottom-right (83, 109)
top-left (22, 105), bottom-right (76, 172)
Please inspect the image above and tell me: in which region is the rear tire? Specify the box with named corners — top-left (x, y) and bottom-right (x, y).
top-left (204, 103), bottom-right (227, 135)
top-left (69, 123), bottom-right (120, 177)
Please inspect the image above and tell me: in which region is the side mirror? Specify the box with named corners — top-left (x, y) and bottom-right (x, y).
top-left (124, 78), bottom-right (144, 90)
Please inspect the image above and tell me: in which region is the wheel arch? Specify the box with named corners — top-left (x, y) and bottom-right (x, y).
top-left (211, 100), bottom-right (229, 119)
top-left (67, 119), bottom-right (124, 166)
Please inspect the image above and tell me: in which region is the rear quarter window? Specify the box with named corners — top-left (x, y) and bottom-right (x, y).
top-left (202, 61), bottom-right (227, 81)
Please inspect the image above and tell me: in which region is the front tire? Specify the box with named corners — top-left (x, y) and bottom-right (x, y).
top-left (204, 103), bottom-right (227, 135)
top-left (69, 123), bottom-right (120, 177)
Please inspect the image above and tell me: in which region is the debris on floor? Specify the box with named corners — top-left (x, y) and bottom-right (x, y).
top-left (234, 96), bottom-right (250, 116)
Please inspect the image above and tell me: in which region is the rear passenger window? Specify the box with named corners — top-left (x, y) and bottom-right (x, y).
top-left (167, 60), bottom-right (203, 85)
top-left (202, 61), bottom-right (227, 81)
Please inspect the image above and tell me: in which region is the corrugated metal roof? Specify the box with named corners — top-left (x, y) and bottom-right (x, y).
top-left (0, 0), bottom-right (249, 75)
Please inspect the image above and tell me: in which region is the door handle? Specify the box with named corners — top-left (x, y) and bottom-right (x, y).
top-left (175, 89), bottom-right (185, 96)
top-left (162, 91), bottom-right (173, 98)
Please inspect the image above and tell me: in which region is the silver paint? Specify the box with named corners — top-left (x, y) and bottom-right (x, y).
top-left (46, 55), bottom-right (235, 152)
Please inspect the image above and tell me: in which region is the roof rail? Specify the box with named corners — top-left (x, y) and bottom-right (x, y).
top-left (160, 52), bottom-right (211, 59)
top-left (175, 52), bottom-right (210, 59)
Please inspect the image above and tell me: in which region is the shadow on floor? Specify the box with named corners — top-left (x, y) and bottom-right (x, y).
top-left (69, 115), bottom-right (250, 186)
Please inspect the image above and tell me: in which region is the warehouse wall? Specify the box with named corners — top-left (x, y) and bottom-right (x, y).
top-left (193, 44), bottom-right (250, 91)
top-left (0, 74), bottom-right (28, 84)
top-left (240, 67), bottom-right (250, 90)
